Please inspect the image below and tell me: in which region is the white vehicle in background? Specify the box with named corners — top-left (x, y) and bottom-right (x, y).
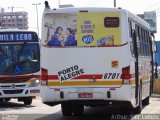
top-left (0, 29), bottom-right (40, 105)
top-left (40, 1), bottom-right (154, 116)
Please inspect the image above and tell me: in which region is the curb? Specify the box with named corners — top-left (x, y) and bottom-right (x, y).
top-left (151, 94), bottom-right (160, 98)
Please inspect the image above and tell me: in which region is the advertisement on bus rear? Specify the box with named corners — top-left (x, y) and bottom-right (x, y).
top-left (44, 12), bottom-right (121, 47)
top-left (77, 12), bottom-right (121, 47)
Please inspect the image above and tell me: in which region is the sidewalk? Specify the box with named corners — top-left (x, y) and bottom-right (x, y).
top-left (151, 94), bottom-right (160, 98)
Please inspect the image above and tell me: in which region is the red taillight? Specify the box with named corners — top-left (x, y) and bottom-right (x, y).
top-left (121, 66), bottom-right (132, 79)
top-left (41, 68), bottom-right (48, 85)
top-left (121, 66), bottom-right (131, 84)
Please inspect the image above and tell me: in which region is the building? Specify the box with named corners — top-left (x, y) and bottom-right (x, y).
top-left (137, 11), bottom-right (157, 34)
top-left (155, 41), bottom-right (160, 65)
top-left (0, 10), bottom-right (28, 29)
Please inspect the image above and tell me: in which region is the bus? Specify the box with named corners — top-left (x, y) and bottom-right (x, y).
top-left (0, 29), bottom-right (40, 105)
top-left (41, 3), bottom-right (154, 115)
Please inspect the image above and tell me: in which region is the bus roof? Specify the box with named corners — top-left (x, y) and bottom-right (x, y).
top-left (0, 29), bottom-right (37, 33)
top-left (44, 7), bottom-right (150, 29)
top-left (44, 7), bottom-right (125, 13)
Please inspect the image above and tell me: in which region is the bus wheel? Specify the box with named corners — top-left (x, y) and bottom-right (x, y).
top-left (5, 98), bottom-right (11, 102)
top-left (120, 107), bottom-right (131, 114)
top-left (61, 102), bottom-right (72, 116)
top-left (72, 104), bottom-right (84, 116)
top-left (142, 96), bottom-right (150, 105)
top-left (133, 89), bottom-right (142, 114)
top-left (23, 97), bottom-right (32, 105)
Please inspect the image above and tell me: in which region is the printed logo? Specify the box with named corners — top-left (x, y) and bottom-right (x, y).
top-left (11, 84), bottom-right (16, 88)
top-left (14, 65), bottom-right (22, 73)
top-left (111, 61), bottom-right (119, 68)
top-left (82, 35), bottom-right (94, 44)
top-left (58, 65), bottom-right (85, 82)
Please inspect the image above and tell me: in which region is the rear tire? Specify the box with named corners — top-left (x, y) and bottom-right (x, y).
top-left (5, 98), bottom-right (11, 102)
top-left (133, 87), bottom-right (142, 114)
top-left (61, 102), bottom-right (72, 116)
top-left (23, 97), bottom-right (32, 105)
top-left (142, 96), bottom-right (149, 105)
top-left (72, 104), bottom-right (84, 116)
top-left (120, 107), bottom-right (132, 114)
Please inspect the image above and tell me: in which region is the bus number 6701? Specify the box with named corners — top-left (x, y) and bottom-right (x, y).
top-left (104, 73), bottom-right (120, 79)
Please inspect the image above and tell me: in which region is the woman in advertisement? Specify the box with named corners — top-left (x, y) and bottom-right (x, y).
top-left (47, 27), bottom-right (77, 46)
top-left (64, 28), bottom-right (77, 46)
top-left (47, 26), bottom-right (64, 46)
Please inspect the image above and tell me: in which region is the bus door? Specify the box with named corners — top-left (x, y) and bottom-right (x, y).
top-left (132, 30), bottom-right (139, 104)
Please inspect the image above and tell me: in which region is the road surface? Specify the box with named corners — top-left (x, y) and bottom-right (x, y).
top-left (0, 95), bottom-right (160, 120)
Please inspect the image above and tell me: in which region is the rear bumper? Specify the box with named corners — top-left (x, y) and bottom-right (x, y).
top-left (43, 100), bottom-right (133, 108)
top-left (41, 85), bottom-right (136, 107)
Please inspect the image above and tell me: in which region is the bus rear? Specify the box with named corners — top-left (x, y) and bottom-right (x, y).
top-left (0, 30), bottom-right (40, 105)
top-left (41, 7), bottom-right (140, 115)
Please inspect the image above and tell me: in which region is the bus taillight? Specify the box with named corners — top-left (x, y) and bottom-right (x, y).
top-left (121, 66), bottom-right (131, 84)
top-left (41, 68), bottom-right (48, 85)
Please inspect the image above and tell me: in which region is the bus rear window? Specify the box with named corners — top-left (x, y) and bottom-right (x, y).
top-left (104, 17), bottom-right (119, 28)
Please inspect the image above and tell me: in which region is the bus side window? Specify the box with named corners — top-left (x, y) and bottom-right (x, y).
top-left (135, 24), bottom-right (141, 56)
top-left (128, 20), bottom-right (134, 56)
top-left (144, 30), bottom-right (147, 56)
top-left (129, 20), bottom-right (132, 38)
top-left (140, 27), bottom-right (144, 56)
top-left (146, 31), bottom-right (151, 56)
top-left (137, 25), bottom-right (142, 56)
top-left (142, 28), bottom-right (146, 56)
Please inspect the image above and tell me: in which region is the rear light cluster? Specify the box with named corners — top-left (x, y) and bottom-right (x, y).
top-left (121, 66), bottom-right (132, 84)
top-left (30, 90), bottom-right (40, 93)
top-left (41, 68), bottom-right (48, 85)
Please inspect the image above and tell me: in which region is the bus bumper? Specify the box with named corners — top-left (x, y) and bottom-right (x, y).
top-left (41, 85), bottom-right (136, 107)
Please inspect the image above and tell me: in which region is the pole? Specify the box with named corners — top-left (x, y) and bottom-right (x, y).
top-left (114, 0), bottom-right (116, 7)
top-left (11, 6), bottom-right (14, 12)
top-left (58, 0), bottom-right (60, 6)
top-left (32, 3), bottom-right (41, 38)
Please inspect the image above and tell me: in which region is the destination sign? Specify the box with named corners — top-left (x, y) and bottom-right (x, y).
top-left (0, 32), bottom-right (38, 42)
top-left (104, 17), bottom-right (119, 28)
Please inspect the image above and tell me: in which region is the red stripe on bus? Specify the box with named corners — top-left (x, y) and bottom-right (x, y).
top-left (44, 42), bottom-right (128, 48)
top-left (0, 75), bottom-right (39, 79)
top-left (97, 42), bottom-right (128, 47)
top-left (48, 75), bottom-right (59, 80)
top-left (47, 74), bottom-right (103, 80)
top-left (74, 74), bottom-right (103, 79)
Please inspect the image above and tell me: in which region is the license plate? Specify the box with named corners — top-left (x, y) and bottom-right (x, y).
top-left (78, 93), bottom-right (93, 98)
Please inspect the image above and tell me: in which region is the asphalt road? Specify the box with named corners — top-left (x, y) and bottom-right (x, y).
top-left (0, 95), bottom-right (160, 120)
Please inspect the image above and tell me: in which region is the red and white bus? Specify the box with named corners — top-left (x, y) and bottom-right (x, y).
top-left (41, 3), bottom-right (154, 115)
top-left (0, 29), bottom-right (40, 105)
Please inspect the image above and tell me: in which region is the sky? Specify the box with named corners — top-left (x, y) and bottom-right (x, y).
top-left (0, 0), bottom-right (160, 39)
